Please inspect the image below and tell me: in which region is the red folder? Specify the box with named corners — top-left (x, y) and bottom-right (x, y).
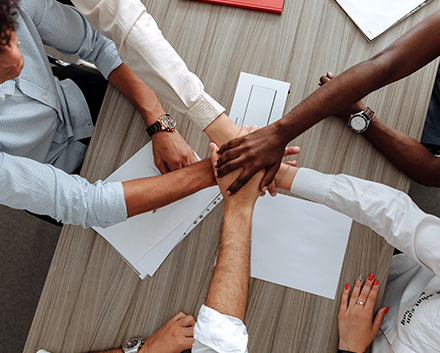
top-left (194, 0), bottom-right (284, 14)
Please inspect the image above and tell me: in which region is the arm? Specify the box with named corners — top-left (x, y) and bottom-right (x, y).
top-left (107, 63), bottom-right (198, 172)
top-left (0, 152), bottom-right (215, 228)
top-left (216, 9), bottom-right (440, 194)
top-left (319, 72), bottom-right (440, 187)
top-left (273, 163), bottom-right (440, 278)
top-left (70, 0), bottom-right (239, 141)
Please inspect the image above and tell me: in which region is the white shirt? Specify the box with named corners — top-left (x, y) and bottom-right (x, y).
top-left (70, 0), bottom-right (225, 131)
top-left (291, 168), bottom-right (440, 353)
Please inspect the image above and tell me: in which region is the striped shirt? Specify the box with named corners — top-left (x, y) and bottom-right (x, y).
top-left (0, 0), bottom-right (127, 228)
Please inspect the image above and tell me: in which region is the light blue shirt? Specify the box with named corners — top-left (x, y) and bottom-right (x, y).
top-left (0, 0), bottom-right (127, 228)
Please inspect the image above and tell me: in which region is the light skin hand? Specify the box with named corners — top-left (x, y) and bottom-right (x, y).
top-left (152, 130), bottom-right (198, 173)
top-left (338, 274), bottom-right (388, 353)
top-left (140, 312), bottom-right (195, 353)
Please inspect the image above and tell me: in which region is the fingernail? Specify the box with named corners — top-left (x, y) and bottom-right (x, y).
top-left (270, 191), bottom-right (276, 197)
top-left (373, 279), bottom-right (379, 286)
top-left (357, 274), bottom-right (363, 282)
top-left (214, 161), bottom-right (217, 167)
top-left (368, 273), bottom-right (374, 281)
top-left (226, 190), bottom-right (231, 196)
top-left (214, 171), bottom-right (218, 177)
top-left (345, 283), bottom-right (349, 290)
top-left (262, 186), bottom-right (268, 193)
top-left (384, 306), bottom-right (389, 314)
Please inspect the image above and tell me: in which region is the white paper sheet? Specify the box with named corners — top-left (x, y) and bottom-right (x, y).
top-left (251, 194), bottom-right (352, 299)
top-left (92, 142), bottom-right (220, 277)
top-left (337, 0), bottom-right (433, 41)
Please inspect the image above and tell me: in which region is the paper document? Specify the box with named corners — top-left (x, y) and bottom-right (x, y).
top-left (336, 0), bottom-right (433, 41)
top-left (251, 194), bottom-right (352, 299)
top-left (93, 142), bottom-right (220, 278)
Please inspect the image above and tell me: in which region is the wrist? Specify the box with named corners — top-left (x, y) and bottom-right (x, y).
top-left (224, 201), bottom-right (255, 218)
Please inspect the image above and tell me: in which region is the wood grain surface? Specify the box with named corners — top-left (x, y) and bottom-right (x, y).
top-left (25, 0), bottom-right (440, 352)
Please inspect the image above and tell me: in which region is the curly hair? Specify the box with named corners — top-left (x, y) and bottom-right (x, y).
top-left (0, 0), bottom-right (19, 49)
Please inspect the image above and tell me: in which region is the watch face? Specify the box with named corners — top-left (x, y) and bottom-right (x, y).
top-left (161, 114), bottom-right (176, 129)
top-left (123, 337), bottom-right (140, 349)
top-left (350, 115), bottom-right (367, 131)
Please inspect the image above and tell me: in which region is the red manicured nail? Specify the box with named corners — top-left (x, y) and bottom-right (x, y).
top-left (373, 279), bottom-right (379, 286)
top-left (384, 306), bottom-right (389, 314)
top-left (345, 283), bottom-right (349, 290)
top-left (368, 273), bottom-right (374, 281)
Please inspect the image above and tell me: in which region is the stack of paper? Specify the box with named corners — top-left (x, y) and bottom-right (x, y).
top-left (93, 142), bottom-right (221, 278)
top-left (336, 0), bottom-right (433, 41)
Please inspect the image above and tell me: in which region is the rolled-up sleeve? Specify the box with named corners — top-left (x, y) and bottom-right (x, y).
top-left (71, 0), bottom-right (225, 131)
top-left (193, 305), bottom-right (249, 353)
top-left (290, 168), bottom-right (440, 278)
top-left (0, 153), bottom-right (127, 228)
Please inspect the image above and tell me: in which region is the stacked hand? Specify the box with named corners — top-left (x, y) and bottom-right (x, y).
top-left (338, 274), bottom-right (389, 353)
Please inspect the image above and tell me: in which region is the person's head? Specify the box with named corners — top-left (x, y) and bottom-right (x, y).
top-left (0, 0), bottom-right (22, 83)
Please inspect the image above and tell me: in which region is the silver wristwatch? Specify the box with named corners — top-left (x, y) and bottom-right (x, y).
top-left (348, 107), bottom-right (374, 133)
top-left (122, 336), bottom-right (144, 353)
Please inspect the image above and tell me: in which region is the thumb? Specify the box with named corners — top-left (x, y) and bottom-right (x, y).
top-left (372, 307), bottom-right (388, 333)
top-left (209, 142), bottom-right (220, 167)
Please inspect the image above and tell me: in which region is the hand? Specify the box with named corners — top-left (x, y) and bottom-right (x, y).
top-left (215, 123), bottom-right (293, 195)
top-left (141, 312), bottom-right (195, 353)
top-left (319, 72), bottom-right (367, 122)
top-left (151, 131), bottom-right (198, 174)
top-left (210, 125), bottom-right (265, 209)
top-left (338, 274), bottom-right (389, 353)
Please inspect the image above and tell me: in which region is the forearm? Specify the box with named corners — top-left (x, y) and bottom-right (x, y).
top-left (362, 116), bottom-right (440, 186)
top-left (276, 9), bottom-right (440, 143)
top-left (108, 63), bottom-right (165, 126)
top-left (205, 205), bottom-right (253, 321)
top-left (123, 158), bottom-right (216, 217)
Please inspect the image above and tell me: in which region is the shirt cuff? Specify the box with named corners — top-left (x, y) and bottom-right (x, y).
top-left (290, 168), bottom-right (335, 204)
top-left (194, 305), bottom-right (248, 353)
top-left (186, 93), bottom-right (225, 131)
top-left (94, 40), bottom-right (124, 79)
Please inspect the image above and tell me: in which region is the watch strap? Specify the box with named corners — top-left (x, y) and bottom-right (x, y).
top-left (146, 121), bottom-right (162, 137)
top-left (363, 107), bottom-right (374, 120)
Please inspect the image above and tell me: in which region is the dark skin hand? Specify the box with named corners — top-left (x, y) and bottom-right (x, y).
top-left (216, 9), bottom-right (440, 194)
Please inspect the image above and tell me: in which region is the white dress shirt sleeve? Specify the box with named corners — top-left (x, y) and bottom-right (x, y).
top-left (0, 153), bottom-right (127, 228)
top-left (290, 168), bottom-right (440, 278)
top-left (193, 305), bottom-right (249, 353)
top-left (70, 0), bottom-right (225, 131)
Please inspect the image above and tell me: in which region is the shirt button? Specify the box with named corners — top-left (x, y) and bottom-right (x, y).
top-left (43, 95), bottom-right (48, 101)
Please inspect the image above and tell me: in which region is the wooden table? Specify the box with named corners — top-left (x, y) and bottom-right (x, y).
top-left (24, 0), bottom-right (440, 352)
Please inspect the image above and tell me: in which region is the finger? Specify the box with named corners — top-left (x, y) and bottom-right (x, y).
top-left (237, 124), bottom-right (251, 138)
top-left (182, 326), bottom-right (195, 337)
top-left (179, 314), bottom-right (196, 327)
top-left (215, 147), bottom-right (243, 171)
top-left (339, 283), bottom-right (350, 314)
top-left (259, 163), bottom-right (279, 192)
top-left (372, 307), bottom-right (389, 333)
top-left (365, 278), bottom-right (379, 312)
top-left (209, 142), bottom-right (220, 168)
top-left (171, 312), bottom-right (187, 321)
top-left (156, 160), bottom-right (171, 175)
top-left (348, 274), bottom-right (364, 309)
top-left (249, 125), bottom-right (259, 133)
top-left (217, 136), bottom-right (242, 155)
top-left (225, 168), bottom-right (255, 195)
top-left (268, 180), bottom-right (277, 197)
top-left (216, 155), bottom-right (248, 178)
top-left (327, 71), bottom-right (334, 79)
top-left (179, 337), bottom-right (195, 350)
top-left (284, 159), bottom-right (298, 167)
top-left (319, 75), bottom-right (331, 85)
top-left (357, 273), bottom-right (374, 309)
top-left (284, 146), bottom-right (301, 156)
